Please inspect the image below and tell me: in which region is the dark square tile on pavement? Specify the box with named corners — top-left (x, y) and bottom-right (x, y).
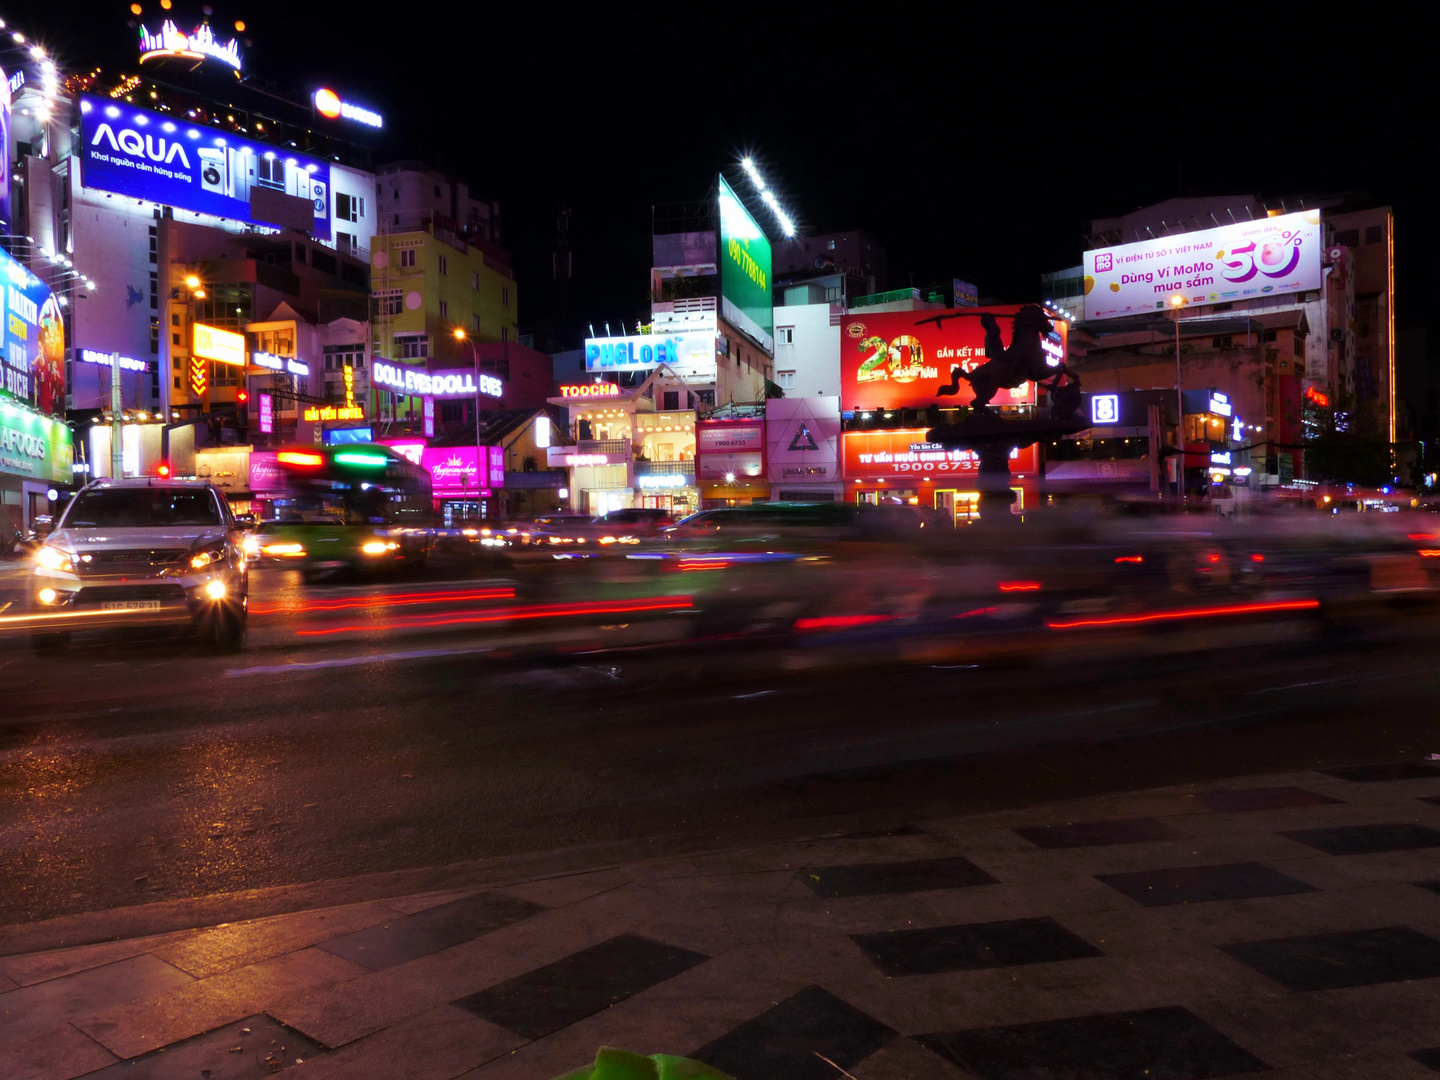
top-left (453, 933), bottom-right (707, 1041)
top-left (77, 1013), bottom-right (323, 1079)
top-left (1221, 926), bottom-right (1440, 992)
top-left (317, 891), bottom-right (546, 970)
top-left (916, 1005), bottom-right (1269, 1080)
top-left (1413, 1047), bottom-right (1440, 1072)
top-left (691, 985), bottom-right (895, 1080)
top-left (1014, 817), bottom-right (1188, 849)
top-left (1280, 823), bottom-right (1440, 856)
top-left (1325, 763), bottom-right (1440, 782)
top-left (800, 856), bottom-right (998, 898)
top-left (852, 916), bottom-right (1103, 977)
top-left (1097, 861), bottom-right (1317, 908)
top-left (1198, 786), bottom-right (1342, 812)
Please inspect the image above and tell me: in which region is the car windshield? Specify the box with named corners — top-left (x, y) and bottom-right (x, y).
top-left (63, 487), bottom-right (222, 528)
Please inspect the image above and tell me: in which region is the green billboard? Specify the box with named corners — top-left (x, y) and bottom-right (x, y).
top-left (717, 174), bottom-right (773, 353)
top-left (0, 400), bottom-right (72, 484)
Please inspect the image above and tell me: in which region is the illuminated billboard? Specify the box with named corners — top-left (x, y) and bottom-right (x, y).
top-left (372, 361), bottom-right (502, 398)
top-left (0, 65), bottom-right (10, 232)
top-left (840, 307), bottom-right (1062, 412)
top-left (842, 430), bottom-right (1038, 481)
top-left (584, 330), bottom-right (716, 378)
top-left (193, 323), bottom-right (246, 366)
top-left (77, 93), bottom-right (332, 239)
top-left (717, 175), bottom-right (773, 353)
top-left (422, 446), bottom-right (504, 498)
top-left (1084, 209), bottom-right (1322, 321)
top-left (1, 246), bottom-right (65, 414)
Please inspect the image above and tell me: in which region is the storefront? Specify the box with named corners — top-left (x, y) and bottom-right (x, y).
top-left (633, 411), bottom-right (697, 515)
top-left (547, 446), bottom-right (631, 516)
top-left (766, 397), bottom-right (842, 502)
top-left (697, 419), bottom-right (768, 506)
top-left (0, 401), bottom-right (73, 532)
top-left (841, 429), bottom-right (1039, 521)
top-left (422, 445), bottom-right (505, 524)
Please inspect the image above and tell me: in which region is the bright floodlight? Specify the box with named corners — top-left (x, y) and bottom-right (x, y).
top-left (738, 156), bottom-right (798, 242)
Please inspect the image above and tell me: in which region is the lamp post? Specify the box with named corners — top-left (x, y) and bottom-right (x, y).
top-left (453, 328), bottom-right (481, 519)
top-left (1170, 295), bottom-right (1185, 501)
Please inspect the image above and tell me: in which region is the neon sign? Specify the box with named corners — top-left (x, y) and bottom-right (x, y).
top-left (303, 405), bottom-right (364, 422)
top-left (1208, 391), bottom-right (1232, 417)
top-left (252, 352), bottom-right (307, 376)
top-left (1090, 394), bottom-right (1120, 425)
top-left (79, 349), bottom-right (147, 373)
top-left (313, 88), bottom-right (383, 129)
top-left (639, 473), bottom-right (687, 488)
top-left (560, 383), bottom-right (621, 398)
top-left (138, 20), bottom-right (242, 70)
top-left (373, 361), bottom-right (502, 398)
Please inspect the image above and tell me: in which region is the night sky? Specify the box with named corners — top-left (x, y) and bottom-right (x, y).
top-left (49, 4), bottom-right (1437, 348)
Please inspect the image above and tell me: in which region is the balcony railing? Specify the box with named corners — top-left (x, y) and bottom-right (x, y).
top-left (635, 460), bottom-right (696, 477)
top-left (577, 439), bottom-right (629, 455)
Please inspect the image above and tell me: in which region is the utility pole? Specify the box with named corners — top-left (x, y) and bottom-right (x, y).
top-left (110, 351), bottom-right (123, 478)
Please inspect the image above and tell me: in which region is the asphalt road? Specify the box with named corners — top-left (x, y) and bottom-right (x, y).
top-left (2, 556), bottom-right (1439, 928)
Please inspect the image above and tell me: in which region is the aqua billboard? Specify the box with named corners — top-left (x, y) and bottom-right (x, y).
top-left (77, 93), bottom-right (331, 239)
top-left (717, 174), bottom-right (773, 353)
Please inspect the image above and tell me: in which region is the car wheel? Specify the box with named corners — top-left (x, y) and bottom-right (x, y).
top-left (30, 631), bottom-right (71, 655)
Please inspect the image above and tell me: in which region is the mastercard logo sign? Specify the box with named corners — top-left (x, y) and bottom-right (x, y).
top-left (314, 88), bottom-right (342, 119)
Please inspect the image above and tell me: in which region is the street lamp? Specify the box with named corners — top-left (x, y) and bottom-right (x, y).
top-left (1170, 294), bottom-right (1185, 500)
top-left (454, 327), bottom-right (481, 519)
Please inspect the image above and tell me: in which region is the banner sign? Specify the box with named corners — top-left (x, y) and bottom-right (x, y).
top-left (717, 174), bottom-right (773, 352)
top-left (0, 401), bottom-right (72, 483)
top-left (766, 396), bottom-right (840, 484)
top-left (1084, 209), bottom-right (1322, 321)
top-left (77, 93), bottom-right (332, 239)
top-left (697, 419), bottom-right (764, 482)
top-left (842, 429), bottom-right (1037, 481)
top-left (840, 306), bottom-right (1059, 412)
top-left (421, 445), bottom-right (505, 498)
top-left (584, 331), bottom-right (716, 378)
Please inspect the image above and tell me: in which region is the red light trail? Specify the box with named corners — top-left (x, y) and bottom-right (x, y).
top-left (1047, 598), bottom-right (1320, 631)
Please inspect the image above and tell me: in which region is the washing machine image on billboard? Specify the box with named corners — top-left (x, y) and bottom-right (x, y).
top-left (198, 147), bottom-right (227, 195)
top-left (308, 177), bottom-right (328, 221)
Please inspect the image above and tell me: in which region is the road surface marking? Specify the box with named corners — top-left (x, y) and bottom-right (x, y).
top-left (226, 644), bottom-right (492, 677)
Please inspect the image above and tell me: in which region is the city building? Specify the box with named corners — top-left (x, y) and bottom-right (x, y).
top-left (1062, 194), bottom-right (1398, 487)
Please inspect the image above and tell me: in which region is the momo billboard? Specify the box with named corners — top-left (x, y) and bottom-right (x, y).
top-left (77, 94), bottom-right (332, 239)
top-left (840, 307), bottom-right (1061, 412)
top-left (1084, 210), bottom-right (1322, 321)
top-left (718, 174), bottom-right (773, 353)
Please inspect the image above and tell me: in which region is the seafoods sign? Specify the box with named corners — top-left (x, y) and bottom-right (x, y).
top-left (840, 307), bottom-right (1052, 412)
top-left (1084, 209), bottom-right (1322, 321)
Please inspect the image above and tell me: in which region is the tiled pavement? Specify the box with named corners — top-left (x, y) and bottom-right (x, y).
top-left (5, 765), bottom-right (1440, 1078)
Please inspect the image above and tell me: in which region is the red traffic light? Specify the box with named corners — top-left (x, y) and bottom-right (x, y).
top-left (237, 390), bottom-right (249, 403)
top-left (157, 463), bottom-right (171, 478)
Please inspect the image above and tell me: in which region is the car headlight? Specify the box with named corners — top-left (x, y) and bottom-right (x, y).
top-left (36, 547), bottom-right (74, 573)
top-left (242, 536), bottom-right (260, 556)
top-left (361, 540), bottom-right (399, 555)
top-left (190, 543), bottom-right (227, 570)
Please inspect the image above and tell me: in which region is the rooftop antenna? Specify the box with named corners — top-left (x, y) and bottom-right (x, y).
top-left (1243, 205), bottom-right (1254, 220)
top-left (588, 323), bottom-right (595, 337)
top-left (1226, 208), bottom-right (1237, 223)
top-left (604, 322), bottom-right (612, 337)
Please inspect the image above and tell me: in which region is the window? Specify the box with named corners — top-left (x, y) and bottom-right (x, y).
top-left (434, 184), bottom-right (442, 198)
top-left (471, 271), bottom-right (479, 290)
top-left (173, 357), bottom-right (182, 371)
top-left (148, 225), bottom-right (157, 264)
top-left (500, 326), bottom-right (508, 342)
top-left (662, 390), bottom-right (679, 411)
top-left (776, 327), bottom-right (794, 346)
top-left (778, 370), bottom-right (795, 390)
top-left (438, 255), bottom-right (447, 275)
top-left (171, 313), bottom-right (180, 326)
top-left (471, 314), bottom-right (480, 332)
top-left (1333, 228), bottom-right (1359, 247)
top-left (1294, 334), bottom-right (1305, 356)
top-left (395, 333), bottom-right (429, 359)
top-left (336, 193), bottom-right (363, 222)
top-left (172, 332), bottom-right (181, 346)
top-left (1365, 224), bottom-right (1384, 245)
top-left (310, 249), bottom-right (337, 274)
top-left (372, 290), bottom-right (403, 316)
top-left (337, 230), bottom-right (355, 254)
top-left (393, 187), bottom-right (400, 201)
top-left (501, 287), bottom-right (509, 307)
top-left (174, 375), bottom-right (182, 390)
top-left (439, 300), bottom-right (448, 318)
top-left (149, 270), bottom-right (158, 310)
top-left (399, 248), bottom-right (416, 268)
top-left (150, 316), bottom-right (159, 354)
top-left (1212, 335), bottom-right (1233, 349)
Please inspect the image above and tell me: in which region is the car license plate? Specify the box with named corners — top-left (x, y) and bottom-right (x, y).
top-left (101, 600), bottom-right (162, 612)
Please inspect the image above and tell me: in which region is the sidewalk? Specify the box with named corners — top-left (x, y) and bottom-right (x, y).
top-left (5, 763), bottom-right (1440, 1079)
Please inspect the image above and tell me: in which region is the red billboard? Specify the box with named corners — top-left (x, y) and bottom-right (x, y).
top-left (839, 306), bottom-right (1066, 412)
top-left (842, 430), bottom-right (1038, 482)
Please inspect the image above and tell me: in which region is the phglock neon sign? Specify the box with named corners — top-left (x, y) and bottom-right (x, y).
top-left (373, 361), bottom-right (502, 398)
top-left (138, 20), bottom-right (242, 70)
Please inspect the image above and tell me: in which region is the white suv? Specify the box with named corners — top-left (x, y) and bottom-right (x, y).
top-left (29, 478), bottom-right (248, 652)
